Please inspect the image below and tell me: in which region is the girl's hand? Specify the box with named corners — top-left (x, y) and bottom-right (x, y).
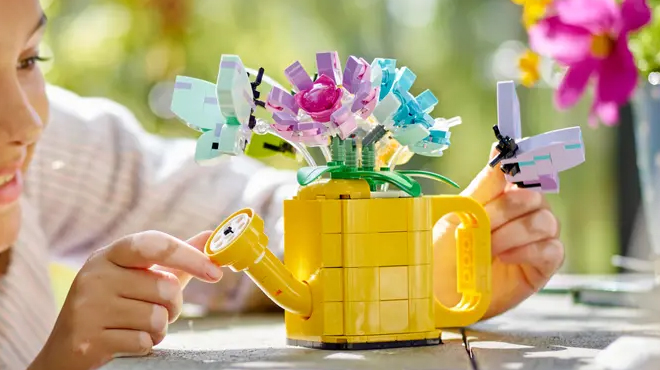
top-left (32, 230), bottom-right (221, 370)
top-left (434, 144), bottom-right (563, 319)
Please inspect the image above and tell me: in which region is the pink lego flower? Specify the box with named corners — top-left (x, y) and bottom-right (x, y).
top-left (528, 0), bottom-right (651, 126)
top-left (294, 74), bottom-right (343, 122)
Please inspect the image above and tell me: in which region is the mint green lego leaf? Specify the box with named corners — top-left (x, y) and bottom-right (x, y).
top-left (396, 170), bottom-right (460, 189)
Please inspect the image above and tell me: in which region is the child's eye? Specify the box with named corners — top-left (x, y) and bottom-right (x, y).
top-left (17, 55), bottom-right (49, 71)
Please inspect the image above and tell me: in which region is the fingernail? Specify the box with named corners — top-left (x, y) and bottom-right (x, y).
top-left (206, 263), bottom-right (224, 280)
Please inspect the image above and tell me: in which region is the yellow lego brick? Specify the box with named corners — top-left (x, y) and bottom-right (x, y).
top-left (408, 197), bottom-right (432, 231)
top-left (343, 198), bottom-right (408, 233)
top-left (343, 234), bottom-right (378, 267)
top-left (283, 199), bottom-right (342, 234)
top-left (344, 267), bottom-right (379, 301)
top-left (379, 266), bottom-right (408, 301)
top-left (345, 302), bottom-right (380, 335)
top-left (380, 300), bottom-right (409, 334)
top-left (345, 335), bottom-right (369, 343)
top-left (377, 233), bottom-right (408, 266)
top-left (344, 232), bottom-right (408, 267)
top-left (456, 226), bottom-right (476, 293)
top-left (408, 231), bottom-right (432, 265)
top-left (426, 330), bottom-right (441, 340)
top-left (397, 332), bottom-right (426, 341)
top-left (320, 336), bottom-right (347, 344)
top-left (367, 334), bottom-right (398, 343)
top-left (323, 302), bottom-right (344, 335)
top-left (409, 298), bottom-right (434, 332)
top-left (321, 234), bottom-right (343, 267)
top-left (322, 268), bottom-right (343, 302)
top-left (408, 264), bottom-right (432, 299)
top-left (284, 233), bottom-right (342, 280)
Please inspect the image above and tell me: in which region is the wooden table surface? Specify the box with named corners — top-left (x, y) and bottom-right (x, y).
top-left (102, 278), bottom-right (660, 370)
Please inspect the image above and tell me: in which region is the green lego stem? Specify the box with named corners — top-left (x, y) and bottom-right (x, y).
top-left (361, 143), bottom-right (376, 171)
top-left (396, 170), bottom-right (460, 189)
top-left (296, 165), bottom-right (422, 197)
top-left (330, 136), bottom-right (345, 163)
top-left (345, 141), bottom-right (358, 169)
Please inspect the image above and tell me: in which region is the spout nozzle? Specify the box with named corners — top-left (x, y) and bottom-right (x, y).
top-left (205, 209), bottom-right (313, 317)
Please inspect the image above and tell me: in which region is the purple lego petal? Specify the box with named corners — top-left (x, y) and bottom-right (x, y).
top-left (342, 56), bottom-right (369, 94)
top-left (316, 51), bottom-right (343, 85)
top-left (330, 105), bottom-right (358, 139)
top-left (266, 86), bottom-right (299, 115)
top-left (272, 111), bottom-right (299, 127)
top-left (285, 61), bottom-right (314, 92)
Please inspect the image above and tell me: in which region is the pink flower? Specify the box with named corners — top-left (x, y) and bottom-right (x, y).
top-left (528, 0), bottom-right (651, 126)
top-left (294, 74), bottom-right (343, 122)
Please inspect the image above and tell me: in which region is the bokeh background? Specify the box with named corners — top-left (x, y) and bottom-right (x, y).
top-left (40, 0), bottom-right (622, 273)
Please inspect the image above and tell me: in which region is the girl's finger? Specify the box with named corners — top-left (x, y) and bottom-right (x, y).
top-left (484, 187), bottom-right (546, 230)
top-left (491, 209), bottom-right (559, 255)
top-left (103, 230), bottom-right (222, 283)
top-left (100, 329), bottom-right (153, 359)
top-left (111, 267), bottom-right (183, 324)
top-left (104, 298), bottom-right (169, 345)
top-left (460, 142), bottom-right (510, 205)
top-left (497, 239), bottom-right (565, 289)
top-left (153, 230), bottom-right (217, 289)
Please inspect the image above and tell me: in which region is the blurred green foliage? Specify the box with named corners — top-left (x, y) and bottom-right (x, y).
top-left (630, 1), bottom-right (660, 75)
top-left (41, 0), bottom-right (619, 273)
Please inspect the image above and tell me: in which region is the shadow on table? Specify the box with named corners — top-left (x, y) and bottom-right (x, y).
top-left (105, 335), bottom-right (473, 370)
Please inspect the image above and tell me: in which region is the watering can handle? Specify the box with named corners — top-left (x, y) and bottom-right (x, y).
top-left (430, 195), bottom-right (492, 328)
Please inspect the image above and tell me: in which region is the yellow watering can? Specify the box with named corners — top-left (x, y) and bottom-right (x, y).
top-left (205, 179), bottom-right (491, 350)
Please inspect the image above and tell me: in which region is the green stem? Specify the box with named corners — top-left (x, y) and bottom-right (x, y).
top-left (396, 170), bottom-right (460, 188)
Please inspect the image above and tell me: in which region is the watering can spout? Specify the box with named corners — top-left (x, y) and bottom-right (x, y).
top-left (204, 209), bottom-right (312, 318)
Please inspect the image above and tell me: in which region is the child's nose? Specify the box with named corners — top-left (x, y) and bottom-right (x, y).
top-left (0, 76), bottom-right (43, 147)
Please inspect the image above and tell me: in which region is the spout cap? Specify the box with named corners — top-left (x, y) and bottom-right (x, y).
top-left (204, 208), bottom-right (269, 271)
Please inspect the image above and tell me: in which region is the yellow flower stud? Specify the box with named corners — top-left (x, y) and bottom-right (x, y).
top-left (512, 0), bottom-right (552, 29)
top-left (518, 50), bottom-right (541, 87)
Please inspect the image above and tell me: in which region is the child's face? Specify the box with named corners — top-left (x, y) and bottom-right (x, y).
top-left (0, 0), bottom-right (49, 254)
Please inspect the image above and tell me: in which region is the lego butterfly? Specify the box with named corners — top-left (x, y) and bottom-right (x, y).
top-left (489, 81), bottom-right (585, 193)
top-left (170, 55), bottom-right (295, 166)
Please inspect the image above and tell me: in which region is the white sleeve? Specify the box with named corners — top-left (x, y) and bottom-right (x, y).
top-left (27, 85), bottom-right (298, 312)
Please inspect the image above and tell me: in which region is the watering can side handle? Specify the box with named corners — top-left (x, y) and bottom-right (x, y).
top-left (430, 196), bottom-right (493, 328)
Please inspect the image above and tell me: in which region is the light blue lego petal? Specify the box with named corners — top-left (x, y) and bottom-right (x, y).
top-left (372, 58), bottom-right (397, 100)
top-left (415, 90), bottom-right (438, 114)
top-left (171, 76), bottom-right (224, 131)
top-left (394, 67), bottom-right (416, 92)
top-left (411, 141), bottom-right (449, 157)
top-left (393, 123), bottom-right (430, 147)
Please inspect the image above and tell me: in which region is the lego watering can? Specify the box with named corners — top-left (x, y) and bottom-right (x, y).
top-left (204, 178), bottom-right (491, 350)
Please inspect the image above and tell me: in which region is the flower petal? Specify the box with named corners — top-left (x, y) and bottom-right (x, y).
top-left (555, 58), bottom-right (598, 108)
top-left (555, 0), bottom-right (620, 34)
top-left (589, 100), bottom-right (620, 126)
top-left (528, 16), bottom-right (593, 65)
top-left (595, 38), bottom-right (638, 105)
top-left (620, 0), bottom-right (652, 33)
